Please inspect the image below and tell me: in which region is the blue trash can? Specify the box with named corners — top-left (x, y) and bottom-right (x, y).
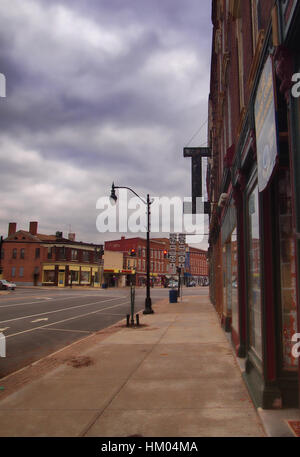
top-left (169, 289), bottom-right (178, 303)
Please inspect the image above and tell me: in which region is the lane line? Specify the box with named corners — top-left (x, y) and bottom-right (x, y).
top-left (0, 297), bottom-right (126, 324)
top-left (41, 328), bottom-right (91, 334)
top-left (0, 294), bottom-right (123, 309)
top-left (6, 301), bottom-right (130, 339)
top-left (31, 318), bottom-right (49, 323)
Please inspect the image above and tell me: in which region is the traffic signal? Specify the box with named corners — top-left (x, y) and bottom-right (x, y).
top-left (130, 248), bottom-right (136, 257)
top-left (163, 249), bottom-right (168, 259)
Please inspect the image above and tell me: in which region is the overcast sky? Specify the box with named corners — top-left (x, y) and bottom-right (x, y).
top-left (0, 0), bottom-right (212, 248)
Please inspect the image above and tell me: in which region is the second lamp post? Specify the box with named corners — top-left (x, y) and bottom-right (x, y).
top-left (110, 183), bottom-right (154, 314)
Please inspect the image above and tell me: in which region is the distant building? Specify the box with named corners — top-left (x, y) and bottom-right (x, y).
top-left (103, 250), bottom-right (135, 288)
top-left (104, 236), bottom-right (208, 286)
top-left (1, 222), bottom-right (103, 287)
top-left (105, 236), bottom-right (169, 286)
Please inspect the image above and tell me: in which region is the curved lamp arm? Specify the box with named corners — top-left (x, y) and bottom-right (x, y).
top-left (111, 182), bottom-right (152, 206)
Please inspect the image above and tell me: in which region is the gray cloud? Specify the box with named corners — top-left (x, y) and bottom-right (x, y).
top-left (0, 0), bottom-right (211, 247)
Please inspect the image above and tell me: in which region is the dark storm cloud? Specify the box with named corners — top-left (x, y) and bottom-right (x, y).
top-left (0, 0), bottom-right (212, 245)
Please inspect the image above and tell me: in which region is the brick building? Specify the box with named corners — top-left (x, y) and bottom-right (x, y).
top-left (0, 222), bottom-right (103, 287)
top-left (104, 237), bottom-right (170, 286)
top-left (104, 236), bottom-right (208, 286)
top-left (206, 0), bottom-right (300, 408)
top-left (185, 246), bottom-right (209, 286)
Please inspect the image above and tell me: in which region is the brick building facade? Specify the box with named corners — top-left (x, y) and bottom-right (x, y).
top-left (104, 236), bottom-right (208, 286)
top-left (0, 222), bottom-right (103, 287)
top-left (207, 0), bottom-right (300, 408)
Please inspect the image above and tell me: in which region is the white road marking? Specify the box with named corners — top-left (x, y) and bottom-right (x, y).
top-left (0, 294), bottom-right (123, 309)
top-left (43, 328), bottom-right (91, 334)
top-left (0, 327), bottom-right (10, 332)
top-left (31, 318), bottom-right (49, 323)
top-left (0, 297), bottom-right (124, 324)
top-left (6, 300), bottom-right (130, 339)
top-left (33, 297), bottom-right (53, 300)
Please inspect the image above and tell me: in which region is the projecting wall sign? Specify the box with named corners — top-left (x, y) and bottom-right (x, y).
top-left (254, 55), bottom-right (279, 192)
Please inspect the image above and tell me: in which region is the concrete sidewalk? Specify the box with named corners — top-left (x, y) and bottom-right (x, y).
top-left (0, 293), bottom-right (266, 437)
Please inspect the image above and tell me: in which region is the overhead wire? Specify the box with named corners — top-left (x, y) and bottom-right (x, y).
top-left (184, 118), bottom-right (208, 148)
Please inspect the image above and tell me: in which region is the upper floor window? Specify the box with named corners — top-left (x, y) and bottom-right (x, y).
top-left (82, 251), bottom-right (90, 262)
top-left (35, 248), bottom-right (40, 259)
top-left (71, 249), bottom-right (78, 261)
top-left (20, 248), bottom-right (25, 259)
top-left (59, 247), bottom-right (66, 260)
top-left (12, 248), bottom-right (17, 259)
top-left (47, 247), bottom-right (52, 259)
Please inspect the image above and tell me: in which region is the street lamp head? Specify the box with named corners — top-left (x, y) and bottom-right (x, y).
top-left (110, 182), bottom-right (117, 204)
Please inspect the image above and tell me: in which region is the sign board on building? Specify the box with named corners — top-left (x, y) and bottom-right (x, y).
top-left (169, 233), bottom-right (177, 274)
top-left (178, 233), bottom-right (186, 268)
top-left (254, 55), bottom-right (279, 192)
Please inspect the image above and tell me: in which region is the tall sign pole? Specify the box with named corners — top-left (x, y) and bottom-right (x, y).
top-left (178, 233), bottom-right (186, 301)
top-left (169, 233), bottom-right (177, 278)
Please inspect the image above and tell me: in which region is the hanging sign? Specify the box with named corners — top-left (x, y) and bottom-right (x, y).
top-left (254, 55), bottom-right (278, 192)
top-left (169, 233), bottom-right (177, 273)
top-left (178, 233), bottom-right (186, 268)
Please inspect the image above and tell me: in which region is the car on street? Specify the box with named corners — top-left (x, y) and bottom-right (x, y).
top-left (0, 279), bottom-right (16, 290)
top-left (187, 280), bottom-right (196, 287)
top-left (168, 280), bottom-right (178, 288)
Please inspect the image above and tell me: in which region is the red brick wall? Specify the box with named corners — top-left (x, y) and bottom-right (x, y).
top-left (242, 0), bottom-right (254, 105)
top-left (259, 0), bottom-right (275, 31)
top-left (2, 242), bottom-right (46, 283)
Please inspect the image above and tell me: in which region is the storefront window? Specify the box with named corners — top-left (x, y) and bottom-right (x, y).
top-left (248, 185), bottom-right (262, 359)
top-left (44, 270), bottom-right (55, 283)
top-left (70, 270), bottom-right (79, 283)
top-left (231, 229), bottom-right (239, 333)
top-left (278, 169), bottom-right (298, 371)
top-left (80, 270), bottom-right (90, 284)
top-left (222, 227), bottom-right (238, 331)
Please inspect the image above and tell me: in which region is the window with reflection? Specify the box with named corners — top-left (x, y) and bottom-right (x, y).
top-left (231, 229), bottom-right (239, 333)
top-left (248, 185), bottom-right (262, 359)
top-left (278, 169), bottom-right (298, 370)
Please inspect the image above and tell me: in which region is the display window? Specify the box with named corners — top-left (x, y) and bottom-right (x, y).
top-left (278, 169), bottom-right (298, 371)
top-left (231, 229), bottom-right (239, 334)
top-left (80, 270), bottom-right (90, 284)
top-left (248, 184), bottom-right (263, 360)
top-left (43, 270), bottom-right (55, 283)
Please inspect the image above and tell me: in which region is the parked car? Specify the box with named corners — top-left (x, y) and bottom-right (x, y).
top-left (187, 280), bottom-right (196, 287)
top-left (0, 279), bottom-right (16, 290)
top-left (168, 280), bottom-right (178, 288)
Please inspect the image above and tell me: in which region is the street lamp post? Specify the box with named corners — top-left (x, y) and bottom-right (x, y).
top-left (110, 183), bottom-right (154, 314)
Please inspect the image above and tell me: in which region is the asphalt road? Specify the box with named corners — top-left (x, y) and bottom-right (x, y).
top-left (0, 286), bottom-right (208, 379)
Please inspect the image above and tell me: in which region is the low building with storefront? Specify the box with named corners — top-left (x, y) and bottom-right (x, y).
top-left (104, 237), bottom-right (170, 286)
top-left (207, 0), bottom-right (300, 409)
top-left (102, 250), bottom-right (135, 287)
top-left (105, 236), bottom-right (208, 287)
top-left (1, 222), bottom-right (103, 287)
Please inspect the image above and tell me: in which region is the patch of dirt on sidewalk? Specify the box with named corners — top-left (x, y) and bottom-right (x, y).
top-left (64, 356), bottom-right (94, 368)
